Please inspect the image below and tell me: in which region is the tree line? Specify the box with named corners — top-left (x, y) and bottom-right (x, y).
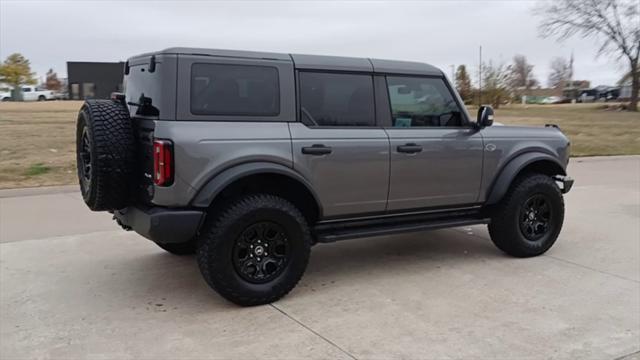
top-left (453, 54), bottom-right (577, 109)
top-left (457, 0), bottom-right (638, 111)
top-left (0, 53), bottom-right (62, 92)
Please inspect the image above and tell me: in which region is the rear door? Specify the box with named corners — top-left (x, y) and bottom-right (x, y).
top-left (383, 75), bottom-right (483, 211)
top-left (290, 71), bottom-right (389, 218)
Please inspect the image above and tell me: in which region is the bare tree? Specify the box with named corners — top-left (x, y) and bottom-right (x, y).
top-left (455, 65), bottom-right (473, 103)
top-left (548, 56), bottom-right (571, 88)
top-left (45, 69), bottom-right (62, 91)
top-left (508, 55), bottom-right (539, 90)
top-left (481, 61), bottom-right (510, 108)
top-left (535, 0), bottom-right (640, 111)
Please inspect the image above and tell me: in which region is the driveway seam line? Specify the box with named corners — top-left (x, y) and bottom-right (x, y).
top-left (543, 254), bottom-right (640, 284)
top-left (614, 349), bottom-right (640, 360)
top-left (269, 303), bottom-right (358, 360)
top-left (0, 229), bottom-right (121, 244)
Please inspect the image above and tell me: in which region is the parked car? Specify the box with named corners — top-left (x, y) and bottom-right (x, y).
top-left (53, 91), bottom-right (69, 100)
top-left (19, 86), bottom-right (55, 101)
top-left (0, 91), bottom-right (10, 101)
top-left (75, 48), bottom-right (574, 306)
top-left (577, 89), bottom-right (598, 103)
top-left (541, 96), bottom-right (569, 104)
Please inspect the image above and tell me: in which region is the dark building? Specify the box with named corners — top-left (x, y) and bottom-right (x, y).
top-left (67, 61), bottom-right (125, 100)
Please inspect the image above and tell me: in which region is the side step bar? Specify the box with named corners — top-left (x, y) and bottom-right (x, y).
top-left (314, 210), bottom-right (490, 243)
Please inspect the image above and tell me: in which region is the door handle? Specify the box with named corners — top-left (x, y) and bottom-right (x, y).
top-left (302, 144), bottom-right (332, 155)
top-left (397, 143), bottom-right (423, 154)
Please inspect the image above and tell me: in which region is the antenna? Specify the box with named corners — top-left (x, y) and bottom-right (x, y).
top-left (478, 45), bottom-right (482, 106)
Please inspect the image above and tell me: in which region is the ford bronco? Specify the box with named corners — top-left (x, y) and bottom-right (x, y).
top-left (75, 48), bottom-right (573, 306)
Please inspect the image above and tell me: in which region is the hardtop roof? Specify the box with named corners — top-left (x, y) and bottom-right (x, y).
top-left (130, 47), bottom-right (443, 76)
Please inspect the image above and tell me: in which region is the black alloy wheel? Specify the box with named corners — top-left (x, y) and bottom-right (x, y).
top-left (233, 222), bottom-right (291, 283)
top-left (79, 127), bottom-right (92, 189)
top-left (518, 194), bottom-right (552, 241)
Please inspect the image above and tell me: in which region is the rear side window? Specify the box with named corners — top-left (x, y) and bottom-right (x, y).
top-left (191, 63), bottom-right (279, 116)
top-left (299, 72), bottom-right (375, 127)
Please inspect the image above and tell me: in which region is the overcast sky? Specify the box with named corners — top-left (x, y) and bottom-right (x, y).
top-left (0, 0), bottom-right (629, 87)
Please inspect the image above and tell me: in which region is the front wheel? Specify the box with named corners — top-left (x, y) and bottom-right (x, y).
top-left (197, 194), bottom-right (311, 306)
top-left (488, 173), bottom-right (565, 257)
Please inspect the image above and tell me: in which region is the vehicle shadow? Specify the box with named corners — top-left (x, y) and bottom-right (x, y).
top-left (107, 226), bottom-right (501, 309)
top-left (306, 227), bottom-right (500, 277)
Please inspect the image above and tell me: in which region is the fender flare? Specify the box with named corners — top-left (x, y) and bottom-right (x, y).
top-left (190, 162), bottom-right (323, 216)
top-left (485, 152), bottom-right (566, 205)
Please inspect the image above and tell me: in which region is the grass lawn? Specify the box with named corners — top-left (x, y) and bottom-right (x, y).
top-left (491, 103), bottom-right (640, 157)
top-left (0, 101), bottom-right (638, 189)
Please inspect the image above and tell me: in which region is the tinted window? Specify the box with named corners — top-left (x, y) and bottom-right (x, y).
top-left (191, 63), bottom-right (279, 116)
top-left (387, 76), bottom-right (464, 127)
top-left (299, 72), bottom-right (374, 127)
top-left (22, 87), bottom-right (31, 92)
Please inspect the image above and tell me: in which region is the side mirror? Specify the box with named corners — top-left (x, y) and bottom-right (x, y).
top-left (477, 105), bottom-right (494, 128)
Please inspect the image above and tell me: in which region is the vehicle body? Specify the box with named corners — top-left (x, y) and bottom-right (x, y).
top-left (0, 91), bottom-right (10, 101)
top-left (540, 96), bottom-right (567, 104)
top-left (75, 48), bottom-right (573, 306)
top-left (54, 91), bottom-right (69, 100)
top-left (14, 86), bottom-right (56, 101)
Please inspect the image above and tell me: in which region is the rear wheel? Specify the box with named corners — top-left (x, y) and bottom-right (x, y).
top-left (38, 95), bottom-right (46, 101)
top-left (488, 173), bottom-right (565, 257)
top-left (197, 194), bottom-right (311, 306)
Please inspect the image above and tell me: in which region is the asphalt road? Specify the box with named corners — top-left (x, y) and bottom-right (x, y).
top-left (1, 156), bottom-right (639, 359)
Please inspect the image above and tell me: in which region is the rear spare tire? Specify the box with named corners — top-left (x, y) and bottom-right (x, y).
top-left (76, 100), bottom-right (135, 211)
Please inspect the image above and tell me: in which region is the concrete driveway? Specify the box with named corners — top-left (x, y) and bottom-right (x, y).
top-left (1, 156), bottom-right (639, 359)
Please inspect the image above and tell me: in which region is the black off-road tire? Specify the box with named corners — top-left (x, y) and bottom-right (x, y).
top-left (76, 100), bottom-right (135, 211)
top-left (488, 173), bottom-right (565, 257)
top-left (155, 240), bottom-right (197, 255)
top-left (197, 194), bottom-right (311, 306)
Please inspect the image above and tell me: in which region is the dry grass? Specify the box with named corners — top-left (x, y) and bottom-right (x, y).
top-left (0, 101), bottom-right (638, 189)
top-left (491, 103), bottom-right (640, 157)
top-left (0, 101), bottom-right (82, 189)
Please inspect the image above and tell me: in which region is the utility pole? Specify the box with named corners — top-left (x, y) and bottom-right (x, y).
top-left (478, 45), bottom-right (482, 106)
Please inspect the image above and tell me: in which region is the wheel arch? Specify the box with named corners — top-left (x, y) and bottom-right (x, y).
top-left (485, 152), bottom-right (566, 205)
top-left (191, 162), bottom-right (323, 223)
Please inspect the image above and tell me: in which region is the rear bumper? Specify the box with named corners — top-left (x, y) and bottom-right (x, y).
top-left (114, 206), bottom-right (204, 244)
top-left (555, 175), bottom-right (574, 194)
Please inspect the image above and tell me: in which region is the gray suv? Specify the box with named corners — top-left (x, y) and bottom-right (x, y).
top-left (75, 48), bottom-right (573, 306)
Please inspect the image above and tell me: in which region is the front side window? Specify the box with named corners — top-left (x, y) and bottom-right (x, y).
top-left (22, 87), bottom-right (31, 92)
top-left (387, 76), bottom-right (465, 127)
top-left (299, 72), bottom-right (375, 127)
top-left (191, 63), bottom-right (279, 116)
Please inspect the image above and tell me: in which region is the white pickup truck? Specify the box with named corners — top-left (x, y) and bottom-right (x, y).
top-left (1, 86), bottom-right (55, 101)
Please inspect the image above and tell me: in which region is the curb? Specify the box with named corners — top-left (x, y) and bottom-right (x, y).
top-left (0, 185), bottom-right (78, 198)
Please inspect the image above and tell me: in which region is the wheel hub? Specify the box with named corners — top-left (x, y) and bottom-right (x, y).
top-left (233, 222), bottom-right (290, 283)
top-left (519, 194), bottom-right (552, 241)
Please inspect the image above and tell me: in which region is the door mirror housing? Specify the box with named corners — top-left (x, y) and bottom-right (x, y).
top-left (477, 105), bottom-right (494, 128)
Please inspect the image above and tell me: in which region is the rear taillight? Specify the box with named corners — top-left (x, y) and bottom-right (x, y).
top-left (153, 139), bottom-right (173, 186)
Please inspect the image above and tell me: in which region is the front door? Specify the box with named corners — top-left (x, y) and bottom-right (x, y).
top-left (384, 75), bottom-right (483, 211)
top-left (290, 71), bottom-right (389, 218)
